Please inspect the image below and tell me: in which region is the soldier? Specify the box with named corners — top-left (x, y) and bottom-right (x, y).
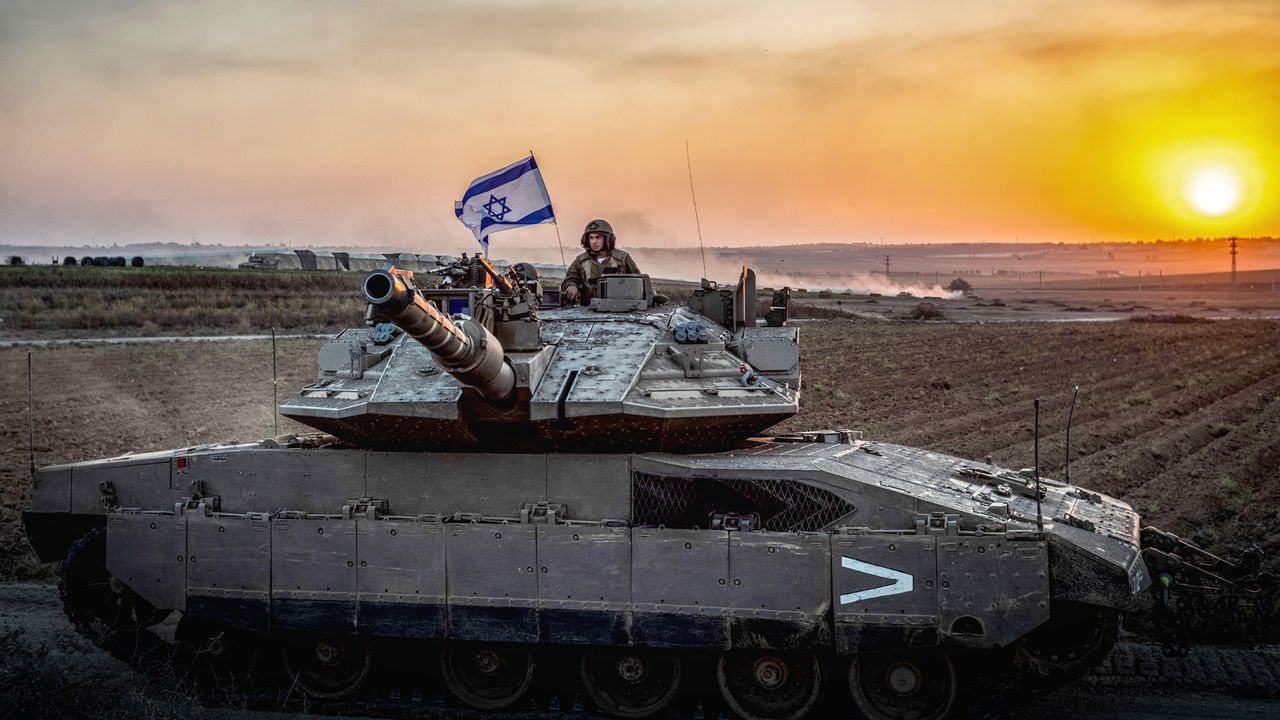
top-left (561, 219), bottom-right (641, 304)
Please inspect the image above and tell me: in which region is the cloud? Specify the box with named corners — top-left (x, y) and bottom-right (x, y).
top-left (2, 0), bottom-right (1278, 247)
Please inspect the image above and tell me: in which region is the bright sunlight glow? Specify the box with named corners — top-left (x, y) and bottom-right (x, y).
top-left (1185, 165), bottom-right (1244, 217)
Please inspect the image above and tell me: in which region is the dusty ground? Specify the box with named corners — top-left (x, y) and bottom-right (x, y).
top-left (0, 338), bottom-right (319, 580)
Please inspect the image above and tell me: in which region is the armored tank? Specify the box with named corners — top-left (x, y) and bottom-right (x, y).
top-left (26, 259), bottom-right (1171, 719)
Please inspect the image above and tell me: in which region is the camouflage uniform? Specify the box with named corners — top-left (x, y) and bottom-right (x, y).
top-left (561, 219), bottom-right (641, 303)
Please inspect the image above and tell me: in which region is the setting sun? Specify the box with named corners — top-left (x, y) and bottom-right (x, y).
top-left (1186, 165), bottom-right (1244, 217)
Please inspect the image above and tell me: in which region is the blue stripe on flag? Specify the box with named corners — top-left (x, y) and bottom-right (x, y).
top-left (476, 203), bottom-right (550, 234)
top-left (460, 156), bottom-right (539, 205)
top-left (477, 204), bottom-right (555, 233)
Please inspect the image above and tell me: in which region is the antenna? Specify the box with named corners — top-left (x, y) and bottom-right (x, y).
top-left (684, 139), bottom-right (708, 279)
top-left (1034, 398), bottom-right (1043, 533)
top-left (28, 351), bottom-right (36, 480)
top-left (271, 328), bottom-right (279, 437)
top-left (1065, 386), bottom-right (1079, 485)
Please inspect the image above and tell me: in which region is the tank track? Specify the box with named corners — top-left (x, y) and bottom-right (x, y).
top-left (75, 621), bottom-right (1115, 720)
top-left (54, 525), bottom-right (1133, 720)
top-left (58, 527), bottom-right (167, 646)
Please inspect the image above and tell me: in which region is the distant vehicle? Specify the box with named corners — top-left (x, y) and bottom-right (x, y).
top-left (239, 249), bottom-right (442, 273)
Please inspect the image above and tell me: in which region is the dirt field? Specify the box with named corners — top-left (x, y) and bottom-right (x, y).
top-left (0, 338), bottom-right (320, 580)
top-left (3, 318), bottom-right (1278, 582)
top-left (793, 279), bottom-right (1280, 323)
top-left (773, 319), bottom-right (1280, 564)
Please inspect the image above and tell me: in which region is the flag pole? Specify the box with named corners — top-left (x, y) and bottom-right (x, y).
top-left (530, 149), bottom-right (568, 271)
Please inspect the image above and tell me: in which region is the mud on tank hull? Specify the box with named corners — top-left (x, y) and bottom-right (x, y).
top-left (24, 433), bottom-right (1146, 719)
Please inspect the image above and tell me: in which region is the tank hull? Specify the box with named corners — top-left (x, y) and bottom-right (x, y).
top-left (25, 435), bottom-right (1144, 644)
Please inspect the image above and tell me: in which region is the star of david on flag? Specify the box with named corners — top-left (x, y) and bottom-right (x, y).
top-left (454, 155), bottom-right (555, 253)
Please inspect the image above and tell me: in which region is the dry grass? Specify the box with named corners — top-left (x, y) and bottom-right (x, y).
top-left (0, 626), bottom-right (208, 720)
top-left (0, 266), bottom-right (364, 338)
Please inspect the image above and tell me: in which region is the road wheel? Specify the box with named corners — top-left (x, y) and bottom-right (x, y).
top-left (281, 634), bottom-right (373, 700)
top-left (1014, 601), bottom-right (1118, 686)
top-left (717, 650), bottom-right (822, 720)
top-left (848, 649), bottom-right (956, 720)
top-left (175, 617), bottom-right (265, 688)
top-left (580, 647), bottom-right (681, 719)
top-left (441, 641), bottom-right (535, 710)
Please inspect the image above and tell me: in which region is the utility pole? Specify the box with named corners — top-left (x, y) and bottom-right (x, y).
top-left (881, 255), bottom-right (892, 276)
top-left (1230, 237), bottom-right (1238, 286)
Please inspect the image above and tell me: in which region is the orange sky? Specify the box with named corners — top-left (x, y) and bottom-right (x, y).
top-left (2, 0), bottom-right (1278, 252)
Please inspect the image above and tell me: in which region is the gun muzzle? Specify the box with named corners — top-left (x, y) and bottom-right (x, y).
top-left (363, 268), bottom-right (516, 404)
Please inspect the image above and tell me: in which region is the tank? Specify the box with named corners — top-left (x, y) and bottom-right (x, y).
top-left (24, 258), bottom-right (1252, 719)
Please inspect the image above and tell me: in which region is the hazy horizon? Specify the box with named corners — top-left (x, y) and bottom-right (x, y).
top-left (3, 1), bottom-right (1278, 255)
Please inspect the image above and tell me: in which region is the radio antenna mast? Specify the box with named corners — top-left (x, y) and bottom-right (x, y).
top-left (28, 351), bottom-right (36, 481)
top-left (1065, 386), bottom-right (1079, 485)
top-left (272, 328), bottom-right (280, 437)
top-left (684, 139), bottom-right (708, 279)
top-left (1034, 398), bottom-right (1044, 533)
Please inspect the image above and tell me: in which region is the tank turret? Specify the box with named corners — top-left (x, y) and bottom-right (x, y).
top-left (280, 261), bottom-right (799, 451)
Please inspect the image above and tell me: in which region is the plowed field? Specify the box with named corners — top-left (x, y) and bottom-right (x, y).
top-left (2, 319), bottom-right (1278, 581)
top-left (772, 319), bottom-right (1280, 565)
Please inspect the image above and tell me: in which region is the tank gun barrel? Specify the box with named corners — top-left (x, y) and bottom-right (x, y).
top-left (363, 267), bottom-right (516, 404)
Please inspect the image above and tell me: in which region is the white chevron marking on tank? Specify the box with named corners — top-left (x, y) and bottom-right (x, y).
top-left (839, 556), bottom-right (914, 604)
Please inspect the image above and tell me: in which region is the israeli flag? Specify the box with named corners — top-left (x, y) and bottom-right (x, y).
top-left (454, 155), bottom-right (555, 253)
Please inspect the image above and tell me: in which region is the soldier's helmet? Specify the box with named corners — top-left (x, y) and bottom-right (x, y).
top-left (580, 219), bottom-right (616, 252)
